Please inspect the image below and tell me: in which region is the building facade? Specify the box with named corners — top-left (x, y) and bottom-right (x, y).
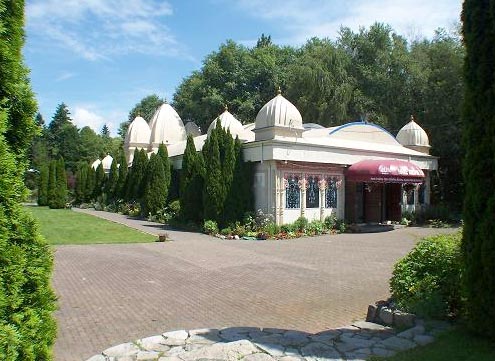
top-left (120, 93), bottom-right (437, 225)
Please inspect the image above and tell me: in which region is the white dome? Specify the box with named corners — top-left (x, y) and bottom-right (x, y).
top-left (396, 117), bottom-right (430, 148)
top-left (207, 109), bottom-right (245, 137)
top-left (91, 159), bottom-right (101, 170)
top-left (255, 91), bottom-right (303, 129)
top-left (124, 116), bottom-right (151, 147)
top-left (185, 121), bottom-right (202, 136)
top-left (149, 103), bottom-right (186, 147)
top-left (101, 154), bottom-right (113, 171)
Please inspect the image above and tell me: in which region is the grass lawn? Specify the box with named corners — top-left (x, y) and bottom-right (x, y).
top-left (25, 206), bottom-right (156, 245)
top-left (370, 327), bottom-right (495, 361)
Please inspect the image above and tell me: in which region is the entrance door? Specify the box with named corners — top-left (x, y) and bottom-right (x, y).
top-left (364, 183), bottom-right (383, 223)
top-left (386, 183), bottom-right (402, 221)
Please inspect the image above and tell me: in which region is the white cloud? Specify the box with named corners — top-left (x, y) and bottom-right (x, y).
top-left (26, 0), bottom-right (190, 61)
top-left (233, 0), bottom-right (461, 45)
top-left (71, 105), bottom-right (125, 136)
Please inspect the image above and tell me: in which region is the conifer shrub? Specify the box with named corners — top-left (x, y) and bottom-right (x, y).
top-left (37, 163), bottom-right (49, 206)
top-left (0, 112), bottom-right (57, 360)
top-left (390, 232), bottom-right (462, 319)
top-left (142, 153), bottom-right (168, 216)
top-left (203, 220), bottom-right (218, 235)
top-left (462, 0), bottom-right (495, 338)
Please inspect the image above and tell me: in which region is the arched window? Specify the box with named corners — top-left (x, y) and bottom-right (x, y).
top-left (326, 177), bottom-right (338, 208)
top-left (285, 175), bottom-right (300, 208)
top-left (306, 176), bottom-right (319, 208)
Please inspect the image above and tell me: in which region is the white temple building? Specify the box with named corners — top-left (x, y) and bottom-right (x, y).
top-left (122, 95), bottom-right (437, 225)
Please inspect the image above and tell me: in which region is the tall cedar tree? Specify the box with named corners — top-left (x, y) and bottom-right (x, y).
top-left (47, 103), bottom-right (80, 169)
top-left (143, 153), bottom-right (168, 215)
top-left (38, 163), bottom-right (49, 206)
top-left (85, 165), bottom-right (96, 202)
top-left (116, 149), bottom-right (128, 199)
top-left (0, 2), bottom-right (57, 358)
top-left (180, 135), bottom-right (204, 222)
top-left (220, 126), bottom-right (236, 224)
top-left (461, 0), bottom-right (495, 339)
top-left (157, 143), bottom-right (171, 191)
top-left (75, 162), bottom-right (88, 204)
top-left (203, 124), bottom-right (223, 223)
top-left (105, 156), bottom-right (118, 201)
top-left (225, 137), bottom-right (254, 223)
top-left (47, 160), bottom-right (57, 208)
top-left (93, 162), bottom-right (105, 199)
top-left (0, 3), bottom-right (38, 159)
top-left (54, 158), bottom-right (68, 208)
top-left (126, 149), bottom-right (147, 201)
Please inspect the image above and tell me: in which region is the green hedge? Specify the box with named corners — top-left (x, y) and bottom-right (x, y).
top-left (390, 232), bottom-right (462, 319)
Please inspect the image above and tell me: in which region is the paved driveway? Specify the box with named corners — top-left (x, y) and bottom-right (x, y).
top-left (52, 215), bottom-right (456, 361)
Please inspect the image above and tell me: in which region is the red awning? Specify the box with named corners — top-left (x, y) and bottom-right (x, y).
top-left (346, 159), bottom-right (425, 183)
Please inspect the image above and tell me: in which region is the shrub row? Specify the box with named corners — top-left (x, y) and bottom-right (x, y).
top-left (203, 212), bottom-right (346, 240)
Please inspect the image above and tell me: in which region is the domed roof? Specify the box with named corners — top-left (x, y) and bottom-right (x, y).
top-left (255, 90), bottom-right (303, 129)
top-left (207, 108), bottom-right (245, 136)
top-left (91, 159), bottom-right (101, 170)
top-left (396, 116), bottom-right (430, 148)
top-left (101, 154), bottom-right (113, 170)
top-left (124, 116), bottom-right (151, 146)
top-left (184, 121), bottom-right (202, 137)
top-left (149, 103), bottom-right (186, 146)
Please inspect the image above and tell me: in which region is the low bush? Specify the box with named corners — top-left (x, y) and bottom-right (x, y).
top-left (323, 214), bottom-right (337, 230)
top-left (280, 223), bottom-right (296, 233)
top-left (390, 231), bottom-right (462, 319)
top-left (294, 216), bottom-right (309, 232)
top-left (220, 227), bottom-right (232, 236)
top-left (203, 219), bottom-right (218, 235)
top-left (335, 218), bottom-right (346, 233)
top-left (230, 221), bottom-right (246, 237)
top-left (306, 220), bottom-right (324, 235)
top-left (264, 222), bottom-right (280, 236)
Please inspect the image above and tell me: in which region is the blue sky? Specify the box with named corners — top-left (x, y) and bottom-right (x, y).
top-left (24, 0), bottom-right (462, 135)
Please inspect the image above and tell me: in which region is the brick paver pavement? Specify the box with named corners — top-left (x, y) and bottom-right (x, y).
top-left (53, 210), bottom-right (457, 361)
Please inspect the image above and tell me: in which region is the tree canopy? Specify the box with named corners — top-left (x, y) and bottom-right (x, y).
top-left (173, 27), bottom-right (464, 211)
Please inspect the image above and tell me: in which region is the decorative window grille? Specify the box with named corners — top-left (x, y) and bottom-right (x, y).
top-left (326, 177), bottom-right (338, 208)
top-left (306, 176), bottom-right (319, 208)
top-left (285, 175), bottom-right (300, 208)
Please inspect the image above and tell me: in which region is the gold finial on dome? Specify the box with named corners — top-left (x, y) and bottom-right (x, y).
top-left (410, 114), bottom-right (415, 122)
top-left (277, 86), bottom-right (282, 95)
top-left (223, 104), bottom-right (228, 112)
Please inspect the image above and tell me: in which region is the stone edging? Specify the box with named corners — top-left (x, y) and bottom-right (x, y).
top-left (86, 320), bottom-right (452, 361)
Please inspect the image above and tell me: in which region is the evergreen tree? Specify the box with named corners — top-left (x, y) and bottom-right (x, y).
top-left (461, 0), bottom-right (495, 339)
top-left (124, 149), bottom-right (140, 201)
top-left (225, 138), bottom-right (246, 223)
top-left (47, 160), bottom-right (57, 208)
top-left (37, 163), bottom-right (49, 206)
top-left (101, 124), bottom-right (110, 137)
top-left (143, 153), bottom-right (168, 215)
top-left (105, 156), bottom-right (119, 201)
top-left (116, 149), bottom-right (128, 199)
top-left (203, 125), bottom-right (223, 222)
top-left (157, 143), bottom-right (171, 192)
top-left (93, 163), bottom-right (105, 199)
top-left (221, 128), bottom-right (236, 223)
top-left (53, 157), bottom-right (67, 208)
top-left (47, 103), bottom-right (80, 169)
top-left (75, 162), bottom-right (88, 204)
top-left (126, 149), bottom-right (148, 202)
top-left (85, 165), bottom-right (96, 202)
top-left (180, 135), bottom-right (201, 221)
